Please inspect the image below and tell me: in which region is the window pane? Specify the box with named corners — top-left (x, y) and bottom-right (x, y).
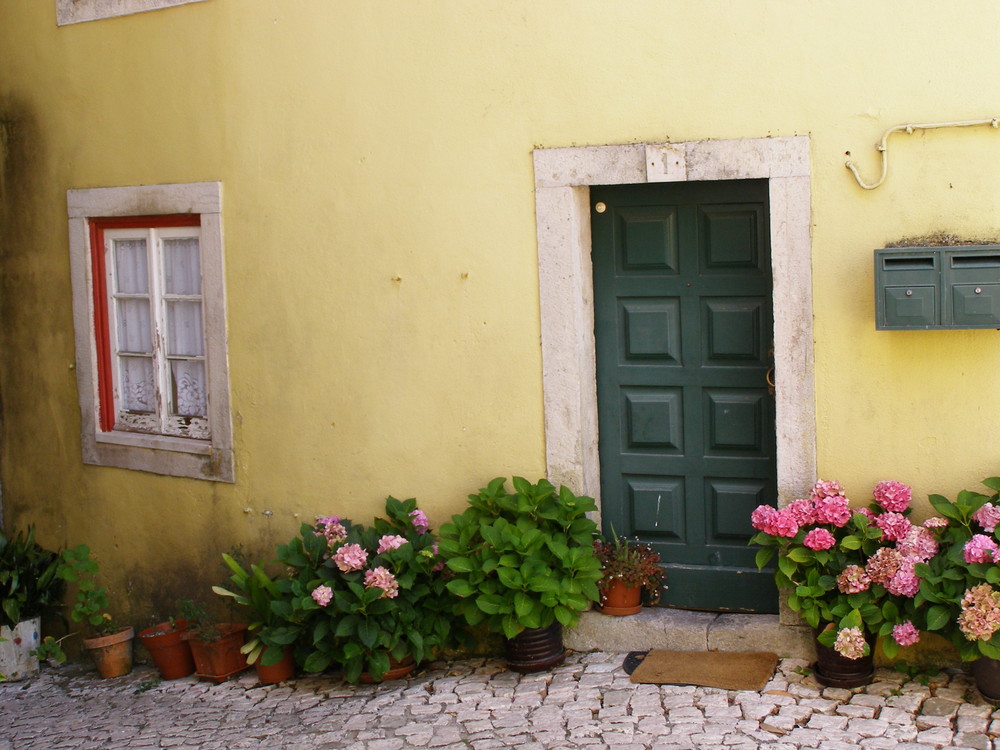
top-left (117, 299), bottom-right (152, 353)
top-left (113, 239), bottom-right (148, 294)
top-left (165, 301), bottom-right (204, 356)
top-left (119, 356), bottom-right (155, 413)
top-left (163, 238), bottom-right (201, 295)
top-left (170, 360), bottom-right (207, 417)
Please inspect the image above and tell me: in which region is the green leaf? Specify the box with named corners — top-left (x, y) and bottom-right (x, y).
top-left (785, 547), bottom-right (811, 563)
top-left (754, 547), bottom-right (775, 570)
top-left (881, 638), bottom-right (900, 661)
top-left (777, 555), bottom-right (797, 579)
top-left (839, 535), bottom-right (862, 551)
top-left (446, 557), bottom-right (476, 574)
top-left (926, 605), bottom-right (951, 631)
top-left (446, 579), bottom-right (475, 598)
top-left (929, 494), bottom-right (961, 521)
top-left (357, 619), bottom-right (379, 649)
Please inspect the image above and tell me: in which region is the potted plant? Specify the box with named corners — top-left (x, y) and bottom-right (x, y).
top-left (0, 526), bottom-right (64, 681)
top-left (593, 534), bottom-right (665, 615)
top-left (911, 475), bottom-right (1000, 699)
top-left (276, 496), bottom-right (463, 683)
top-left (213, 554), bottom-right (301, 684)
top-left (177, 599), bottom-right (249, 684)
top-left (750, 479), bottom-right (930, 687)
top-left (57, 544), bottom-right (134, 679)
top-left (439, 477), bottom-right (602, 673)
top-left (137, 615), bottom-right (195, 680)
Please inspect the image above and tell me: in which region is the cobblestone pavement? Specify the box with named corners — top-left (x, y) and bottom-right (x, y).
top-left (3, 652), bottom-right (1000, 750)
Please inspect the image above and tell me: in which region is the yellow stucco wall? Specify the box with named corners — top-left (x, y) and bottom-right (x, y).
top-left (2, 0), bottom-right (1000, 622)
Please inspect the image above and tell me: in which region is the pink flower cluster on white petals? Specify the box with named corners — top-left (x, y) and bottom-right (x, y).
top-left (409, 509), bottom-right (430, 534)
top-left (892, 621), bottom-right (920, 647)
top-left (959, 584), bottom-right (1000, 642)
top-left (874, 512), bottom-right (912, 542)
top-left (803, 528), bottom-right (836, 551)
top-left (311, 584), bottom-right (333, 607)
top-left (750, 505), bottom-right (799, 538)
top-left (873, 480), bottom-right (912, 513)
top-left (333, 543), bottom-right (368, 572)
top-left (377, 534), bottom-right (408, 554)
top-left (974, 503), bottom-right (1000, 533)
top-left (836, 565), bottom-right (871, 594)
top-left (784, 498), bottom-right (815, 526)
top-left (834, 627), bottom-right (868, 660)
top-left (964, 534), bottom-right (1000, 565)
top-left (364, 566), bottom-right (400, 599)
top-left (866, 547), bottom-right (903, 586)
top-left (923, 517), bottom-right (949, 529)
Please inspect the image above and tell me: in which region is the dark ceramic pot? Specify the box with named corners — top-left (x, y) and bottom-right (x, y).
top-left (813, 627), bottom-right (875, 688)
top-left (503, 622), bottom-right (565, 673)
top-left (972, 657), bottom-right (1000, 703)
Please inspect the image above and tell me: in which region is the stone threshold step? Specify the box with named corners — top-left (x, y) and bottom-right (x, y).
top-left (565, 608), bottom-right (815, 660)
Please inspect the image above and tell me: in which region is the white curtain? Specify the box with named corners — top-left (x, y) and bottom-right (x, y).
top-left (113, 239), bottom-right (155, 413)
top-left (163, 238), bottom-right (206, 417)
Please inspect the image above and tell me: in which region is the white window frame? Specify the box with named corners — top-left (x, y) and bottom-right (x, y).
top-left (68, 182), bottom-right (234, 482)
top-left (57, 0), bottom-right (209, 26)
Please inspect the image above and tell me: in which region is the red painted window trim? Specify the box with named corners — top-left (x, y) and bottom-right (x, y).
top-left (89, 214), bottom-right (201, 432)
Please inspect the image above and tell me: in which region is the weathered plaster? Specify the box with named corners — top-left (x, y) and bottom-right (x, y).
top-left (533, 137), bottom-right (816, 509)
top-left (56, 0), bottom-right (208, 26)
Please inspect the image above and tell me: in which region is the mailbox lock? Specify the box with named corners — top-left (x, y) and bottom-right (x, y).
top-left (905, 290), bottom-right (913, 296)
top-left (976, 287), bottom-right (983, 294)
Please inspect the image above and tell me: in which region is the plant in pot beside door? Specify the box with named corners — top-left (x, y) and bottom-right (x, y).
top-left (57, 544), bottom-right (134, 679)
top-left (750, 479), bottom-right (929, 688)
top-left (593, 534), bottom-right (665, 615)
top-left (0, 526), bottom-right (65, 681)
top-left (439, 477), bottom-right (602, 673)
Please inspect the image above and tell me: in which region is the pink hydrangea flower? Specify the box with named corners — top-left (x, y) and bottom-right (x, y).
top-left (836, 565), bottom-right (871, 594)
top-left (874, 512), bottom-right (912, 542)
top-left (364, 566), bottom-right (400, 599)
top-left (751, 505), bottom-right (779, 533)
top-left (886, 561), bottom-right (921, 598)
top-left (923, 517), bottom-right (949, 529)
top-left (856, 507), bottom-right (878, 524)
top-left (813, 494), bottom-right (852, 527)
top-left (317, 516), bottom-right (348, 546)
top-left (811, 479), bottom-right (845, 499)
top-left (892, 621), bottom-right (920, 647)
top-left (974, 503), bottom-right (1000, 533)
top-left (959, 584), bottom-right (1000, 642)
top-left (409, 509), bottom-right (430, 534)
top-left (771, 508), bottom-right (800, 538)
top-left (377, 534), bottom-right (408, 554)
top-left (896, 526), bottom-right (938, 562)
top-left (333, 543), bottom-right (368, 572)
top-left (964, 534), bottom-right (999, 565)
top-left (311, 584), bottom-right (333, 607)
top-left (803, 528), bottom-right (836, 550)
top-left (834, 627), bottom-right (868, 660)
top-left (784, 499), bottom-right (815, 527)
top-left (866, 547), bottom-right (903, 586)
top-left (873, 480), bottom-right (912, 513)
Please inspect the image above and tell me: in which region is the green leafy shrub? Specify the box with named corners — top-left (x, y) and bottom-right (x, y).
top-left (0, 526), bottom-right (64, 630)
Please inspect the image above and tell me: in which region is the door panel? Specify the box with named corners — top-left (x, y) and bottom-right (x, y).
top-left (592, 180), bottom-right (777, 613)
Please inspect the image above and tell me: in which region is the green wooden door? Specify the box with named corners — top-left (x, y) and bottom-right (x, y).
top-left (591, 179), bottom-right (777, 613)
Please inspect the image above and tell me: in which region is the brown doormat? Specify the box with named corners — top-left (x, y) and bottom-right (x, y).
top-left (628, 649), bottom-right (779, 691)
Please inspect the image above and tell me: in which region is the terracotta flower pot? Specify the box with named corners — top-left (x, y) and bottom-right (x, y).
top-left (503, 622), bottom-right (565, 673)
top-left (82, 626), bottom-right (135, 679)
top-left (255, 646), bottom-right (295, 685)
top-left (596, 580), bottom-right (642, 616)
top-left (187, 623), bottom-right (250, 684)
top-left (139, 620), bottom-right (195, 680)
top-left (359, 654), bottom-right (415, 683)
top-left (812, 627), bottom-right (875, 688)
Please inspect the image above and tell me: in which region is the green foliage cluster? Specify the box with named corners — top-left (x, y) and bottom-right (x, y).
top-left (913, 477), bottom-right (1000, 661)
top-left (593, 533), bottom-right (665, 598)
top-left (57, 545), bottom-right (119, 636)
top-left (439, 477), bottom-right (602, 640)
top-left (0, 526), bottom-right (64, 630)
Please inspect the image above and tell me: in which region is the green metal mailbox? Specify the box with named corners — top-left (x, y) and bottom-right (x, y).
top-left (875, 246), bottom-right (1000, 330)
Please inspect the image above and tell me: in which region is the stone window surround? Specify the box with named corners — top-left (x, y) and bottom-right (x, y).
top-left (532, 136), bottom-right (816, 512)
top-left (57, 0), bottom-right (208, 26)
top-left (68, 181), bottom-right (234, 483)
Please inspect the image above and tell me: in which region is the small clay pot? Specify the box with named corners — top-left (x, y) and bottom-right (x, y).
top-left (83, 626), bottom-right (135, 679)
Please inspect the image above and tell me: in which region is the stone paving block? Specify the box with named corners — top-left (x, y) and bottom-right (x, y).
top-left (845, 717), bottom-right (890, 737)
top-left (915, 726), bottom-right (956, 747)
